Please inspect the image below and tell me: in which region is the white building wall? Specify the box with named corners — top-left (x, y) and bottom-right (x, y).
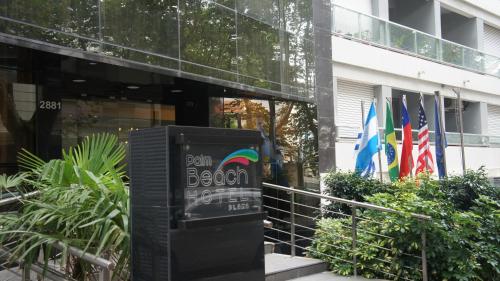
top-left (337, 141), bottom-right (500, 177)
top-left (331, 36), bottom-right (500, 105)
top-left (333, 0), bottom-right (372, 15)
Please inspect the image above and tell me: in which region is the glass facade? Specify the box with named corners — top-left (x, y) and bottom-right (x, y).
top-left (0, 0), bottom-right (315, 101)
top-left (0, 42), bottom-right (319, 190)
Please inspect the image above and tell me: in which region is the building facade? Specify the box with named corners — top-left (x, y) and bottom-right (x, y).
top-left (330, 0), bottom-right (500, 181)
top-left (0, 0), bottom-right (499, 186)
top-left (0, 1), bottom-right (322, 190)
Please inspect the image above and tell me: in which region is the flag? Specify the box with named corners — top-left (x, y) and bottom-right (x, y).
top-left (354, 130), bottom-right (375, 176)
top-left (355, 102), bottom-right (380, 177)
top-left (384, 100), bottom-right (399, 182)
top-left (399, 95), bottom-right (414, 178)
top-left (415, 94), bottom-right (434, 175)
top-left (434, 95), bottom-right (448, 178)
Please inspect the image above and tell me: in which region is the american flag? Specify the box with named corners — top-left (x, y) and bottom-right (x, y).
top-left (416, 95), bottom-right (434, 174)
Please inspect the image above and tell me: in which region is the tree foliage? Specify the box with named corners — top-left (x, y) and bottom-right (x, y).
top-left (311, 171), bottom-right (500, 281)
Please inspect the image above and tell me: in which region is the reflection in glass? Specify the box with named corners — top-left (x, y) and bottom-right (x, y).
top-left (238, 15), bottom-right (281, 89)
top-left (0, 0), bottom-right (99, 51)
top-left (389, 24), bottom-right (416, 52)
top-left (0, 70), bottom-right (36, 174)
top-left (101, 0), bottom-right (179, 59)
top-left (180, 1), bottom-right (237, 74)
top-left (61, 99), bottom-right (175, 148)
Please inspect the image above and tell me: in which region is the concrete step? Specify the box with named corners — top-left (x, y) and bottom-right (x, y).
top-left (264, 241), bottom-right (275, 255)
top-left (265, 253), bottom-right (327, 281)
top-left (289, 271), bottom-right (386, 281)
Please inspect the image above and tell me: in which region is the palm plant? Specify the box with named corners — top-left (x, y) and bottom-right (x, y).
top-left (0, 133), bottom-right (130, 281)
top-left (0, 173), bottom-right (26, 192)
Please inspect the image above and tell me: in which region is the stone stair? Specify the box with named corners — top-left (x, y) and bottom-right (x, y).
top-left (265, 253), bottom-right (327, 281)
top-left (263, 242), bottom-right (381, 281)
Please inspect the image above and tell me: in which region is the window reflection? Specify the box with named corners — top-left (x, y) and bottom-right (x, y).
top-left (62, 99), bottom-right (175, 149)
top-left (0, 54), bottom-right (36, 174)
top-left (215, 97), bottom-right (318, 189)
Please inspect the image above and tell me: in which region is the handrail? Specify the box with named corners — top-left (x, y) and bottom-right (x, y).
top-left (332, 3), bottom-right (500, 59)
top-left (52, 241), bottom-right (115, 271)
top-left (263, 182), bottom-right (430, 280)
top-left (332, 3), bottom-right (500, 78)
top-left (0, 191), bottom-right (40, 207)
top-left (263, 182), bottom-right (431, 220)
top-left (1, 241), bottom-right (115, 281)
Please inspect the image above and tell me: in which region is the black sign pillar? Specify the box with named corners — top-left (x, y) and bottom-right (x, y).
top-left (129, 126), bottom-right (265, 281)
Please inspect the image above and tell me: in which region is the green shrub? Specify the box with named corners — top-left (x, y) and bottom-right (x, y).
top-left (0, 134), bottom-right (129, 281)
top-left (322, 171), bottom-right (391, 215)
top-left (439, 167), bottom-right (499, 211)
top-left (310, 172), bottom-right (500, 281)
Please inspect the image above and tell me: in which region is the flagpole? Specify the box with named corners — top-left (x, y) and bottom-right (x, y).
top-left (435, 91), bottom-right (448, 176)
top-left (361, 101), bottom-right (365, 129)
top-left (373, 99), bottom-right (384, 182)
top-left (452, 88), bottom-right (466, 175)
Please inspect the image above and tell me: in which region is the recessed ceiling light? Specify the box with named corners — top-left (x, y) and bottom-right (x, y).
top-left (171, 89), bottom-right (183, 93)
top-left (127, 85), bottom-right (140, 90)
top-left (72, 79), bottom-right (86, 83)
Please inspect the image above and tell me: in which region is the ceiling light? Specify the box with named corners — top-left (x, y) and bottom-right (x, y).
top-left (171, 89), bottom-right (183, 93)
top-left (88, 62), bottom-right (97, 66)
top-left (127, 85), bottom-right (140, 90)
top-left (72, 79), bottom-right (86, 83)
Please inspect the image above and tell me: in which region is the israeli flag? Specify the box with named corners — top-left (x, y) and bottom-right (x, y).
top-left (355, 102), bottom-right (380, 177)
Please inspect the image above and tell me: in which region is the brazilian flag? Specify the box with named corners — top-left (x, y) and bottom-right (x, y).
top-left (385, 101), bottom-right (399, 182)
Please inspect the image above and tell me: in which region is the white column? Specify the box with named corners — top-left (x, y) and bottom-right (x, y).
top-left (374, 85), bottom-right (392, 127)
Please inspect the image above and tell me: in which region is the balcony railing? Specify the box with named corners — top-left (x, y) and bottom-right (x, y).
top-left (332, 4), bottom-right (500, 78)
top-left (336, 125), bottom-right (500, 147)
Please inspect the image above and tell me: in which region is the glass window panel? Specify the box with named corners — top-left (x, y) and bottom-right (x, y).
top-left (463, 48), bottom-right (483, 72)
top-left (388, 24), bottom-right (416, 52)
top-left (333, 6), bottom-right (359, 38)
top-left (101, 0), bottom-right (178, 59)
top-left (274, 101), bottom-right (318, 189)
top-left (237, 15), bottom-right (281, 87)
top-left (282, 0), bottom-right (313, 40)
top-left (416, 33), bottom-right (438, 59)
top-left (215, 0), bottom-right (235, 9)
top-left (0, 0), bottom-right (99, 38)
top-left (180, 1), bottom-right (237, 74)
top-left (0, 46), bottom-right (36, 174)
top-left (236, 0), bottom-right (280, 28)
top-left (284, 33), bottom-right (314, 98)
top-left (441, 41), bottom-right (463, 66)
top-left (359, 14), bottom-right (386, 45)
top-left (484, 54), bottom-right (500, 77)
top-left (61, 99), bottom-right (175, 148)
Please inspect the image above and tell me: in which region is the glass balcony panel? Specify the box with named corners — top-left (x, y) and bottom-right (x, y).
top-left (359, 14), bottom-right (386, 45)
top-left (484, 54), bottom-right (500, 77)
top-left (441, 40), bottom-right (463, 66)
top-left (333, 6), bottom-right (360, 38)
top-left (463, 48), bottom-right (484, 72)
top-left (416, 32), bottom-right (438, 59)
top-left (388, 24), bottom-right (415, 52)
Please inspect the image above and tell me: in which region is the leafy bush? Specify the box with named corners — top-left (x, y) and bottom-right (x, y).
top-left (322, 171), bottom-right (391, 215)
top-left (439, 167), bottom-right (499, 211)
top-left (0, 134), bottom-right (129, 281)
top-left (310, 171), bottom-right (499, 281)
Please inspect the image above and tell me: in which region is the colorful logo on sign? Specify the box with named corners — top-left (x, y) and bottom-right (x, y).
top-left (217, 149), bottom-right (259, 170)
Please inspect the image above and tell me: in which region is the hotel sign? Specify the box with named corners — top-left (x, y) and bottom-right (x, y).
top-left (182, 144), bottom-right (262, 219)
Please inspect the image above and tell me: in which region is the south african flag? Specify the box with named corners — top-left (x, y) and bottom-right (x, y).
top-left (385, 100), bottom-right (399, 182)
